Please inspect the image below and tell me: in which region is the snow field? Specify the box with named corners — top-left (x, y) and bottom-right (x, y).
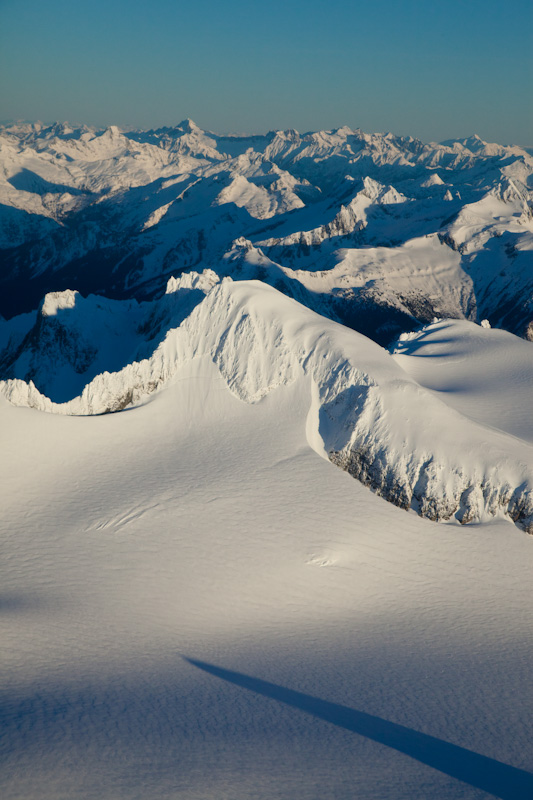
top-left (1, 360), bottom-right (533, 799)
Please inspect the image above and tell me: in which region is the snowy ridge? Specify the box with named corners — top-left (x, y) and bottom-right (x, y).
top-left (2, 276), bottom-right (532, 533)
top-left (256, 177), bottom-right (406, 250)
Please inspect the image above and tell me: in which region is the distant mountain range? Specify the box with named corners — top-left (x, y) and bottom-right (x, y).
top-left (1, 120), bottom-right (531, 341)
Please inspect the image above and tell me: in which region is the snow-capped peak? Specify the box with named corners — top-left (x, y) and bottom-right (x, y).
top-left (40, 289), bottom-right (78, 317)
top-left (177, 118), bottom-right (202, 134)
top-left (421, 172), bottom-right (445, 187)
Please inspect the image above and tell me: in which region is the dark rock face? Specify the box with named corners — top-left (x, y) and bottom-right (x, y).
top-left (329, 449), bottom-right (533, 534)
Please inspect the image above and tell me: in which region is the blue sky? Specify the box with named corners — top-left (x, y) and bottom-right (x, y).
top-left (1, 0), bottom-right (531, 144)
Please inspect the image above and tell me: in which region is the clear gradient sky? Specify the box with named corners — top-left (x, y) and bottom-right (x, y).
top-left (1, 0), bottom-right (532, 145)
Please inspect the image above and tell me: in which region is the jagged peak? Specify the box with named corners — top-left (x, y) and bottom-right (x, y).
top-left (421, 172), bottom-right (445, 187)
top-left (333, 125), bottom-right (356, 137)
top-left (359, 176), bottom-right (406, 204)
top-left (177, 118), bottom-right (202, 134)
top-left (493, 177), bottom-right (528, 202)
top-left (228, 236), bottom-right (255, 253)
top-left (268, 128), bottom-right (300, 141)
top-left (165, 269), bottom-right (219, 295)
top-left (40, 289), bottom-right (79, 317)
top-left (100, 124), bottom-right (123, 138)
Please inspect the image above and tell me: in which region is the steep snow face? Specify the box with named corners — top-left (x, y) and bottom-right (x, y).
top-left (4, 125), bottom-right (533, 800)
top-left (421, 173), bottom-right (445, 187)
top-left (260, 232), bottom-right (477, 342)
top-left (212, 173), bottom-right (305, 219)
top-left (1, 120), bottom-right (532, 339)
top-left (447, 179), bottom-right (532, 254)
top-left (1, 122), bottom-right (532, 528)
top-left (0, 290), bottom-right (146, 403)
top-left (0, 271), bottom-right (220, 404)
top-left (1, 278), bottom-right (532, 533)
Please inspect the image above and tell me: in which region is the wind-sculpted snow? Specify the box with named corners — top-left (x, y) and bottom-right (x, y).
top-left (1, 277), bottom-right (532, 533)
top-left (1, 120), bottom-right (532, 339)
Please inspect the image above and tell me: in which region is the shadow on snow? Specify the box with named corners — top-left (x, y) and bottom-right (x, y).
top-left (186, 657), bottom-right (533, 800)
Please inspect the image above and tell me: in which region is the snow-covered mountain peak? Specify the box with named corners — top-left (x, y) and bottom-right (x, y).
top-left (3, 119), bottom-right (533, 800)
top-left (101, 124), bottom-right (122, 139)
top-left (460, 134), bottom-right (485, 150)
top-left (493, 177), bottom-right (530, 205)
top-left (177, 118), bottom-right (202, 134)
top-left (222, 237), bottom-right (270, 270)
top-left (360, 176), bottom-right (407, 204)
top-left (165, 268), bottom-right (220, 295)
top-left (334, 125), bottom-right (356, 137)
top-left (229, 235), bottom-right (255, 252)
top-left (275, 128), bottom-right (300, 140)
top-left (421, 172), bottom-right (445, 187)
top-left (40, 289), bottom-right (79, 317)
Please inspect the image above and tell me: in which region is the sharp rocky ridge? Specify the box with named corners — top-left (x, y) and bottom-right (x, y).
top-left (1, 121), bottom-right (532, 533)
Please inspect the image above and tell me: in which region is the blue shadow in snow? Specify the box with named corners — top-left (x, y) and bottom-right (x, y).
top-left (186, 658), bottom-right (533, 800)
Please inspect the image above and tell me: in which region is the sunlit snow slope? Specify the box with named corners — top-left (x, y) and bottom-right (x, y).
top-left (391, 319), bottom-right (533, 443)
top-left (1, 352), bottom-right (533, 800)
